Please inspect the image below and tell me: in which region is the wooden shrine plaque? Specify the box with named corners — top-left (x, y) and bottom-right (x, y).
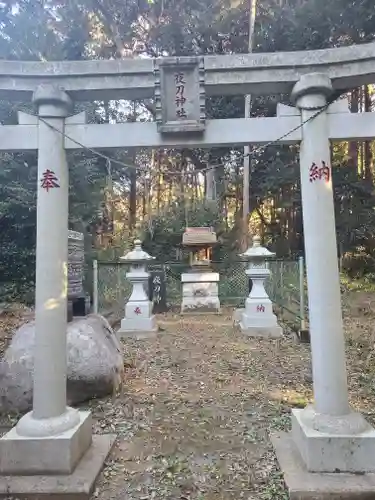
top-left (154, 56), bottom-right (205, 134)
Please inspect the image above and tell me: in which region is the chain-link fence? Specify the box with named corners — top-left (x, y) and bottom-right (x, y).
top-left (94, 258), bottom-right (308, 329)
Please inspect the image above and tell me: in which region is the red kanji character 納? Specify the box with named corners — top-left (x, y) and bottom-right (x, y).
top-left (319, 161), bottom-right (330, 183)
top-left (309, 163), bottom-right (320, 183)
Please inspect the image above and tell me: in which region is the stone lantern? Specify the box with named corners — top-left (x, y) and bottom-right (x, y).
top-left (236, 235), bottom-right (282, 338)
top-left (117, 239), bottom-right (157, 338)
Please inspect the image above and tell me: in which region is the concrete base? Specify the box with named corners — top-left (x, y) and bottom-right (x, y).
top-left (117, 328), bottom-right (159, 340)
top-left (0, 434), bottom-right (116, 500)
top-left (292, 408), bottom-right (375, 473)
top-left (233, 308), bottom-right (283, 337)
top-left (238, 297), bottom-right (283, 338)
top-left (272, 431), bottom-right (375, 499)
top-left (239, 323), bottom-right (283, 338)
top-left (181, 272), bottom-right (220, 314)
top-left (71, 294), bottom-right (90, 317)
top-left (298, 329), bottom-right (310, 343)
top-left (181, 296), bottom-right (221, 314)
top-left (0, 411), bottom-right (92, 475)
top-left (118, 315), bottom-right (157, 336)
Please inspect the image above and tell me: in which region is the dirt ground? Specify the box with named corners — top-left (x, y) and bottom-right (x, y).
top-left (2, 292), bottom-right (375, 499)
top-left (90, 291), bottom-right (375, 500)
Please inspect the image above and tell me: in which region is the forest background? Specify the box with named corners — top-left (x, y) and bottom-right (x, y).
top-left (1, 0), bottom-right (374, 302)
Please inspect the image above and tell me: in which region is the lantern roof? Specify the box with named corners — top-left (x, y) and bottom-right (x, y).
top-left (239, 235), bottom-right (275, 260)
top-left (120, 239), bottom-right (155, 263)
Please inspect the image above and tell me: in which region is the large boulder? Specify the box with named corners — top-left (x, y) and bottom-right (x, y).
top-left (0, 314), bottom-right (124, 413)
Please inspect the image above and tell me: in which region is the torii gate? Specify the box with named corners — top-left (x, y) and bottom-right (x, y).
top-left (1, 43), bottom-right (375, 497)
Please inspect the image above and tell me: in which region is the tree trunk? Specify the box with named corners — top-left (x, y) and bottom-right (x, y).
top-left (129, 158), bottom-right (137, 235)
top-left (348, 88), bottom-right (359, 170)
top-left (364, 85), bottom-right (373, 184)
top-left (205, 167), bottom-right (215, 201)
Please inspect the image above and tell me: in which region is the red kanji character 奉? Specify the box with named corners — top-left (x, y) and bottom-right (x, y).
top-left (257, 304), bottom-right (265, 312)
top-left (40, 169), bottom-right (60, 192)
top-left (134, 306), bottom-right (141, 315)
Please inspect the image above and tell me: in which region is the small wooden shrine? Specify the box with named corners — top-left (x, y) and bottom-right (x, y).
top-left (181, 227), bottom-right (220, 313)
top-left (182, 226), bottom-right (217, 271)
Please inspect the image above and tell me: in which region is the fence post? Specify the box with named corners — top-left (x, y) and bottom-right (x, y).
top-left (299, 255), bottom-right (309, 341)
top-left (280, 260), bottom-right (287, 317)
top-left (93, 259), bottom-right (98, 314)
top-left (117, 262), bottom-right (121, 305)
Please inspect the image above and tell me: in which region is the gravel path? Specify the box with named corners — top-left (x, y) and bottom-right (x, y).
top-left (91, 312), bottom-right (309, 500)
top-left (2, 293), bottom-right (375, 500)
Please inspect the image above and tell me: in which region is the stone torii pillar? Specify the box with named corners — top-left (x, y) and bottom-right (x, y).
top-left (273, 73), bottom-right (375, 478)
top-left (27, 86), bottom-right (79, 431)
top-left (0, 85), bottom-right (113, 490)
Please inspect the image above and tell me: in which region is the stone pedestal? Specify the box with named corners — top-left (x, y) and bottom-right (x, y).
top-left (291, 406), bottom-right (375, 473)
top-left (273, 73), bottom-right (375, 496)
top-left (0, 412), bottom-right (92, 475)
top-left (0, 85), bottom-right (114, 497)
top-left (181, 272), bottom-right (220, 313)
top-left (240, 299), bottom-right (282, 338)
top-left (117, 240), bottom-right (157, 338)
top-left (235, 236), bottom-right (282, 338)
top-left (118, 274), bottom-right (157, 335)
top-left (0, 433), bottom-right (115, 500)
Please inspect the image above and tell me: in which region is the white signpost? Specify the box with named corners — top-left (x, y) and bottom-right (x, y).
top-left (0, 43), bottom-right (375, 498)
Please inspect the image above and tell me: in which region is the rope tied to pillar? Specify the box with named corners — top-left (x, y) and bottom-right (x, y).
top-left (34, 93), bottom-right (342, 178)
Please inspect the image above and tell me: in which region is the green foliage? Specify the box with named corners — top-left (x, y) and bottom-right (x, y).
top-left (1, 0), bottom-right (375, 301)
top-left (340, 272), bottom-right (375, 292)
top-left (0, 147), bottom-right (37, 302)
top-left (141, 200), bottom-right (225, 261)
